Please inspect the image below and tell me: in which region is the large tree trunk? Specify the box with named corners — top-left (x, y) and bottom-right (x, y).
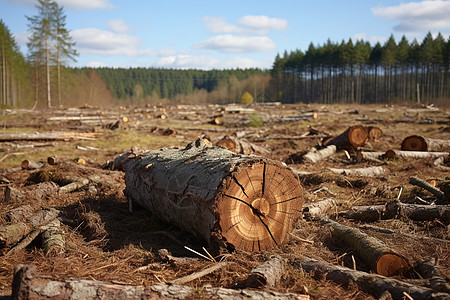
top-left (401, 135), bottom-right (450, 152)
top-left (12, 264), bottom-right (304, 300)
top-left (324, 125), bottom-right (368, 150)
top-left (121, 139), bottom-right (304, 252)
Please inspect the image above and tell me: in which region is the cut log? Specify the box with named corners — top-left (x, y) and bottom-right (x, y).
top-left (415, 258), bottom-right (450, 293)
top-left (58, 177), bottom-right (89, 194)
top-left (303, 198), bottom-right (336, 216)
top-left (316, 216), bottom-right (409, 277)
top-left (401, 135), bottom-right (450, 152)
top-left (303, 145), bottom-right (336, 163)
top-left (4, 182), bottom-right (60, 203)
top-left (12, 264), bottom-right (304, 300)
top-left (121, 139), bottom-right (304, 252)
top-left (41, 219), bottom-right (65, 255)
top-left (240, 255), bottom-right (286, 288)
top-left (367, 126), bottom-right (383, 142)
top-left (0, 208), bottom-right (59, 248)
top-left (20, 160), bottom-right (44, 170)
top-left (409, 176), bottom-right (448, 203)
top-left (295, 257), bottom-right (448, 300)
top-left (328, 166), bottom-right (387, 177)
top-left (385, 149), bottom-right (449, 160)
top-left (355, 151), bottom-right (385, 163)
top-left (324, 125), bottom-right (368, 150)
top-left (216, 136), bottom-right (270, 155)
top-left (338, 205), bottom-right (385, 222)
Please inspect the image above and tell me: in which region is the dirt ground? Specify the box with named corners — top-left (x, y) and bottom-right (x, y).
top-left (0, 103), bottom-right (449, 299)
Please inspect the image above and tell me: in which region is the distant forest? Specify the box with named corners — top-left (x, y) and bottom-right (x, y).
top-left (1, 14), bottom-right (450, 108)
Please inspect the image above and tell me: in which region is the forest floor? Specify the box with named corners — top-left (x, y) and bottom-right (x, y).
top-left (0, 102), bottom-right (449, 299)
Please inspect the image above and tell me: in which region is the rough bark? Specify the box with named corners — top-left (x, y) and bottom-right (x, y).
top-left (121, 139), bottom-right (304, 252)
top-left (401, 135), bottom-right (450, 152)
top-left (324, 125), bottom-right (368, 150)
top-left (295, 257), bottom-right (448, 300)
top-left (12, 264), bottom-right (305, 300)
top-left (338, 205), bottom-right (385, 222)
top-left (316, 216), bottom-right (409, 276)
top-left (4, 182), bottom-right (60, 203)
top-left (328, 166), bottom-right (387, 177)
top-left (303, 145), bottom-right (336, 163)
top-left (415, 258), bottom-right (450, 293)
top-left (409, 176), bottom-right (448, 203)
top-left (239, 255), bottom-right (286, 288)
top-left (355, 151), bottom-right (385, 163)
top-left (385, 149), bottom-right (449, 160)
top-left (0, 208), bottom-right (59, 248)
top-left (303, 198), bottom-right (336, 216)
top-left (41, 219), bottom-right (65, 255)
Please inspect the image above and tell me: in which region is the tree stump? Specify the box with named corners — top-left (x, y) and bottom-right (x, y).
top-left (121, 139), bottom-right (304, 252)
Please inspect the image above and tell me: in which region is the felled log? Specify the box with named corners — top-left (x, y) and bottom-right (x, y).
top-left (409, 176), bottom-right (448, 203)
top-left (401, 135), bottom-right (450, 152)
top-left (385, 149), bottom-right (449, 160)
top-left (316, 216), bottom-right (409, 276)
top-left (58, 177), bottom-right (90, 194)
top-left (340, 201), bottom-right (450, 224)
top-left (328, 166), bottom-right (387, 177)
top-left (324, 125), bottom-right (368, 150)
top-left (216, 136), bottom-right (270, 155)
top-left (12, 264), bottom-right (304, 300)
top-left (0, 131), bottom-right (101, 142)
top-left (3, 182), bottom-right (60, 202)
top-left (20, 160), bottom-right (44, 170)
top-left (41, 219), bottom-right (65, 255)
top-left (295, 257), bottom-right (448, 300)
top-left (303, 198), bottom-right (336, 216)
top-left (367, 126), bottom-right (383, 142)
top-left (415, 258), bottom-right (450, 293)
top-left (303, 145), bottom-right (336, 163)
top-left (0, 208), bottom-right (59, 248)
top-left (239, 255), bottom-right (286, 288)
top-left (121, 139), bottom-right (304, 252)
top-left (355, 151), bottom-right (385, 163)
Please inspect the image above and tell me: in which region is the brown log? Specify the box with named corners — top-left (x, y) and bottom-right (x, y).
top-left (0, 208), bottom-right (59, 248)
top-left (295, 257), bottom-right (448, 300)
top-left (216, 136), bottom-right (270, 155)
top-left (303, 145), bottom-right (336, 163)
top-left (415, 258), bottom-right (450, 293)
top-left (401, 135), bottom-right (450, 152)
top-left (328, 166), bottom-right (387, 177)
top-left (338, 205), bottom-right (385, 222)
top-left (355, 151), bottom-right (385, 163)
top-left (385, 149), bottom-right (449, 160)
top-left (20, 160), bottom-right (44, 170)
top-left (46, 156), bottom-right (58, 165)
top-left (367, 126), bottom-right (383, 142)
top-left (240, 255), bottom-right (286, 288)
top-left (41, 219), bottom-right (65, 255)
top-left (325, 125), bottom-right (368, 150)
top-left (4, 182), bottom-right (60, 203)
top-left (121, 139), bottom-right (304, 252)
top-left (316, 216), bottom-right (409, 276)
top-left (12, 264), bottom-right (304, 300)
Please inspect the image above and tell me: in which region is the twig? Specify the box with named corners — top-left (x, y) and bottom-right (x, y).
top-left (351, 255), bottom-right (356, 270)
top-left (184, 246), bottom-right (213, 262)
top-left (202, 247), bottom-right (216, 263)
top-left (403, 292), bottom-right (414, 300)
top-left (410, 176), bottom-right (447, 201)
top-left (289, 232), bottom-right (314, 244)
top-left (396, 187), bottom-right (403, 201)
top-left (171, 261), bottom-right (227, 285)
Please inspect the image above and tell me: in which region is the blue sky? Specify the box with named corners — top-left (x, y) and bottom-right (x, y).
top-left (1, 0), bottom-right (450, 69)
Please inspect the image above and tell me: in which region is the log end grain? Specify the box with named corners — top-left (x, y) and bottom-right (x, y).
top-left (348, 125), bottom-right (368, 147)
top-left (401, 135), bottom-right (427, 151)
top-left (376, 253), bottom-right (410, 277)
top-left (217, 161), bottom-right (303, 252)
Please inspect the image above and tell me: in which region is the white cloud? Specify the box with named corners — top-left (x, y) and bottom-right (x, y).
top-left (372, 0), bottom-right (450, 31)
top-left (238, 15), bottom-right (287, 34)
top-left (71, 28), bottom-right (144, 56)
top-left (154, 54), bottom-right (269, 70)
top-left (195, 35), bottom-right (275, 53)
top-left (203, 15), bottom-right (288, 35)
top-left (107, 19), bottom-right (131, 33)
top-left (2, 0), bottom-right (113, 9)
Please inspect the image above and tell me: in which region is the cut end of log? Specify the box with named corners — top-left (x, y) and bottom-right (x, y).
top-left (348, 125), bottom-right (368, 147)
top-left (401, 135), bottom-right (427, 151)
top-left (216, 136), bottom-right (237, 152)
top-left (368, 127), bottom-right (383, 142)
top-left (218, 161), bottom-right (303, 252)
top-left (376, 253), bottom-right (410, 277)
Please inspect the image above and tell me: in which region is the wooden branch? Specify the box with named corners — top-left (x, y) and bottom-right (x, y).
top-left (121, 139), bottom-right (304, 252)
top-left (170, 262), bottom-right (227, 285)
top-left (41, 219), bottom-right (65, 255)
top-left (216, 136), bottom-right (270, 155)
top-left (328, 166), bottom-right (387, 177)
top-left (20, 160), bottom-right (44, 170)
top-left (338, 205), bottom-right (385, 222)
top-left (415, 258), bottom-right (450, 293)
top-left (409, 176), bottom-right (447, 203)
top-left (12, 264), bottom-right (304, 300)
top-left (355, 151), bottom-right (385, 163)
top-left (58, 177), bottom-right (89, 194)
top-left (295, 257), bottom-right (448, 300)
top-left (303, 198), bottom-right (336, 216)
top-left (239, 255), bottom-right (286, 288)
top-left (385, 149), bottom-right (449, 160)
top-left (0, 131), bottom-right (101, 142)
top-left (401, 135), bottom-right (450, 152)
top-left (303, 145), bottom-right (337, 163)
top-left (315, 216), bottom-right (409, 276)
top-left (0, 208), bottom-right (59, 248)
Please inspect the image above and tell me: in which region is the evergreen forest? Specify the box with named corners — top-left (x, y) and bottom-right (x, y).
top-left (1, 15), bottom-right (450, 108)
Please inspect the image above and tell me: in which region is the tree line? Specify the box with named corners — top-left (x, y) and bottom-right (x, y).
top-left (270, 33), bottom-right (450, 105)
